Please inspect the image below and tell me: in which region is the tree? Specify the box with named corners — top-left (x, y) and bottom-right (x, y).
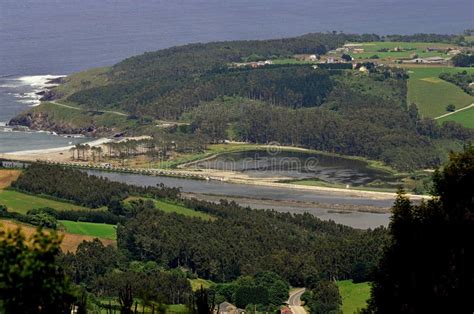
top-left (451, 53), bottom-right (474, 67)
top-left (366, 146), bottom-right (474, 313)
top-left (304, 281), bottom-right (342, 314)
top-left (0, 227), bottom-right (76, 313)
top-left (446, 104), bottom-right (456, 112)
top-left (341, 54), bottom-right (352, 62)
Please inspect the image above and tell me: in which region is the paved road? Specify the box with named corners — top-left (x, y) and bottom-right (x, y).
top-left (288, 288), bottom-right (307, 314)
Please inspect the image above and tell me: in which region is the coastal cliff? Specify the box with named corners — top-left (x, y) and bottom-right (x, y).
top-left (8, 102), bottom-right (124, 136)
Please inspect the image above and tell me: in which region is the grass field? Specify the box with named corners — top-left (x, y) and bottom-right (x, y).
top-left (126, 197), bottom-right (215, 220)
top-left (337, 280), bottom-right (371, 314)
top-left (54, 67), bottom-right (111, 98)
top-left (25, 101), bottom-right (135, 131)
top-left (405, 67), bottom-right (474, 118)
top-left (189, 278), bottom-right (214, 291)
top-left (0, 190), bottom-right (89, 214)
top-left (0, 219), bottom-right (115, 252)
top-left (60, 220), bottom-right (116, 240)
top-left (437, 106), bottom-right (474, 128)
top-left (348, 41), bottom-right (455, 60)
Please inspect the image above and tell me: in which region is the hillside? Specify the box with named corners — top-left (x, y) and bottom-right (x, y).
top-left (9, 33), bottom-right (474, 170)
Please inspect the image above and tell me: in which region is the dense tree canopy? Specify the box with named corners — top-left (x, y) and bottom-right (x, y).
top-left (366, 146), bottom-right (474, 313)
top-left (0, 227), bottom-right (76, 313)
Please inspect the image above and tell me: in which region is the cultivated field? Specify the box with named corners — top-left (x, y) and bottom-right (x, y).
top-left (337, 280), bottom-right (371, 314)
top-left (60, 220), bottom-right (117, 240)
top-left (0, 219), bottom-right (115, 252)
top-left (0, 169), bottom-right (21, 189)
top-left (405, 67), bottom-right (474, 118)
top-left (0, 190), bottom-right (89, 214)
top-left (348, 42), bottom-right (456, 60)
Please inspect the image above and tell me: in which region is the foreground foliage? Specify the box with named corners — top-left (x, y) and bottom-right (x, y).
top-left (366, 146), bottom-right (474, 313)
top-left (0, 227), bottom-right (76, 313)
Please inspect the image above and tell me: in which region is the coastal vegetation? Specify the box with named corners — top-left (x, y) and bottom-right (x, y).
top-left (10, 32), bottom-right (474, 172)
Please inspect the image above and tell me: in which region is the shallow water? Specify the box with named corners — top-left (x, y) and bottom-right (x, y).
top-left (0, 131), bottom-right (87, 153)
top-left (87, 169), bottom-right (394, 229)
top-left (195, 150), bottom-right (398, 187)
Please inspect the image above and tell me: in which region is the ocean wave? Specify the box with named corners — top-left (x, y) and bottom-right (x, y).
top-left (0, 74), bottom-right (66, 107)
top-left (17, 74), bottom-right (66, 88)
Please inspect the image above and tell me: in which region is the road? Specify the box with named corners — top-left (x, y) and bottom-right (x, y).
top-left (49, 100), bottom-right (128, 116)
top-left (288, 288), bottom-right (307, 314)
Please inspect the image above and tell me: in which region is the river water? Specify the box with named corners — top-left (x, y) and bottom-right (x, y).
top-left (88, 170), bottom-right (394, 229)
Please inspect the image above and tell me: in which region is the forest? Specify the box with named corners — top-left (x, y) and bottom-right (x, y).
top-left (8, 164), bottom-right (388, 287)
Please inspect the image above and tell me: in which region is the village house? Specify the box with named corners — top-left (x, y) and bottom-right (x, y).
top-left (294, 54), bottom-right (317, 62)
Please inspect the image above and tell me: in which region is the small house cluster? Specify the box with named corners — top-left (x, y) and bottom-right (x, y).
top-left (232, 60), bottom-right (273, 68)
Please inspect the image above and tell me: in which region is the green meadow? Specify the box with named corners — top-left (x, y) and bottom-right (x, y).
top-left (189, 278), bottom-right (214, 291)
top-left (438, 106), bottom-right (474, 128)
top-left (337, 280), bottom-right (371, 314)
top-left (126, 197), bottom-right (214, 220)
top-left (406, 67), bottom-right (474, 118)
top-left (349, 41), bottom-right (454, 60)
top-left (0, 190), bottom-right (89, 214)
top-left (60, 220), bottom-right (117, 240)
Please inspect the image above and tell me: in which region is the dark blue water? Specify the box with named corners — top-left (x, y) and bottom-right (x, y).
top-left (1, 0), bottom-right (472, 76)
top-left (0, 0), bottom-right (472, 149)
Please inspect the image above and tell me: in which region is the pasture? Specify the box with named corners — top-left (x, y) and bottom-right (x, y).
top-left (337, 280), bottom-right (371, 314)
top-left (405, 67), bottom-right (474, 118)
top-left (438, 106), bottom-right (474, 128)
top-left (0, 190), bottom-right (89, 214)
top-left (60, 220), bottom-right (116, 240)
top-left (189, 278), bottom-right (214, 291)
top-left (348, 41), bottom-right (455, 60)
top-left (0, 219), bottom-right (115, 252)
top-left (126, 197), bottom-right (214, 220)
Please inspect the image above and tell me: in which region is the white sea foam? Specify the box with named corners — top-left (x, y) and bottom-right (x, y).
top-left (17, 74), bottom-right (66, 88)
top-left (0, 74), bottom-right (66, 107)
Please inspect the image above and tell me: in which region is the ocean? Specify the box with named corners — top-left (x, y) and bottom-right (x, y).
top-left (0, 0), bottom-right (472, 152)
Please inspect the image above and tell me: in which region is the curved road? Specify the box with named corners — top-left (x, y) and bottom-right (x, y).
top-left (288, 288), bottom-right (307, 314)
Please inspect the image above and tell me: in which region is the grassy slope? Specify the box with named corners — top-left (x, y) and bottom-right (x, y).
top-left (28, 101), bottom-right (135, 130)
top-left (60, 220), bottom-right (116, 240)
top-left (189, 278), bottom-right (214, 291)
top-left (0, 170), bottom-right (21, 189)
top-left (0, 219), bottom-right (115, 252)
top-left (438, 106), bottom-right (474, 128)
top-left (0, 190), bottom-right (89, 214)
top-left (126, 197), bottom-right (214, 220)
top-left (53, 67), bottom-right (111, 99)
top-left (405, 67), bottom-right (474, 117)
top-left (337, 280), bottom-right (371, 314)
